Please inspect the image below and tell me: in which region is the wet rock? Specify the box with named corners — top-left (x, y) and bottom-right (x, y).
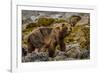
top-left (54, 55), bottom-right (67, 61)
top-left (80, 49), bottom-right (90, 59)
top-left (22, 52), bottom-right (49, 62)
top-left (22, 53), bottom-right (32, 62)
top-left (65, 43), bottom-right (82, 59)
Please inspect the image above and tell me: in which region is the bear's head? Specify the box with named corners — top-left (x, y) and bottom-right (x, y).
top-left (55, 15), bottom-right (81, 38)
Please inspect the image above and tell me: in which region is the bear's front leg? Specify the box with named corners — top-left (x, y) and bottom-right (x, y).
top-left (59, 40), bottom-right (66, 51)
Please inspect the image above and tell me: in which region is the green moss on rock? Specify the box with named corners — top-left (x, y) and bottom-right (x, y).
top-left (38, 17), bottom-right (55, 26)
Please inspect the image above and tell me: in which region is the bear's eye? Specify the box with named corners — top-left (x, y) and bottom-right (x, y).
top-left (70, 28), bottom-right (72, 31)
top-left (62, 24), bottom-right (65, 27)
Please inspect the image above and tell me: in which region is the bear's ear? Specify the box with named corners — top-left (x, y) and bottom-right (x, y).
top-left (62, 24), bottom-right (65, 27)
top-left (68, 15), bottom-right (81, 27)
top-left (62, 23), bottom-right (67, 28)
top-left (55, 26), bottom-right (60, 30)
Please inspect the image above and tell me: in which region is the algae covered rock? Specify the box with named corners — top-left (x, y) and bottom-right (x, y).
top-left (38, 17), bottom-right (55, 26)
top-left (64, 25), bottom-right (90, 50)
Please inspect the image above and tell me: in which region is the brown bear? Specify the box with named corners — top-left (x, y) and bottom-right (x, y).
top-left (27, 15), bottom-right (81, 57)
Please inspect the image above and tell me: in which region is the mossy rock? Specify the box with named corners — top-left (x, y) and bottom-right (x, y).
top-left (38, 17), bottom-right (55, 26)
top-left (26, 23), bottom-right (38, 29)
top-left (53, 18), bottom-right (66, 23)
top-left (64, 25), bottom-right (90, 49)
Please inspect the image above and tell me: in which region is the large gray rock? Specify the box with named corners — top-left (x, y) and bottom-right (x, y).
top-left (22, 52), bottom-right (49, 62)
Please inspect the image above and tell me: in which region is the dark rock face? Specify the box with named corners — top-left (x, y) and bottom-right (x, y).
top-left (22, 48), bottom-right (27, 56)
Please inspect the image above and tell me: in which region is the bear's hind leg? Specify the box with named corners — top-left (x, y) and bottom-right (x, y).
top-left (28, 42), bottom-right (35, 53)
top-left (48, 48), bottom-right (55, 58)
